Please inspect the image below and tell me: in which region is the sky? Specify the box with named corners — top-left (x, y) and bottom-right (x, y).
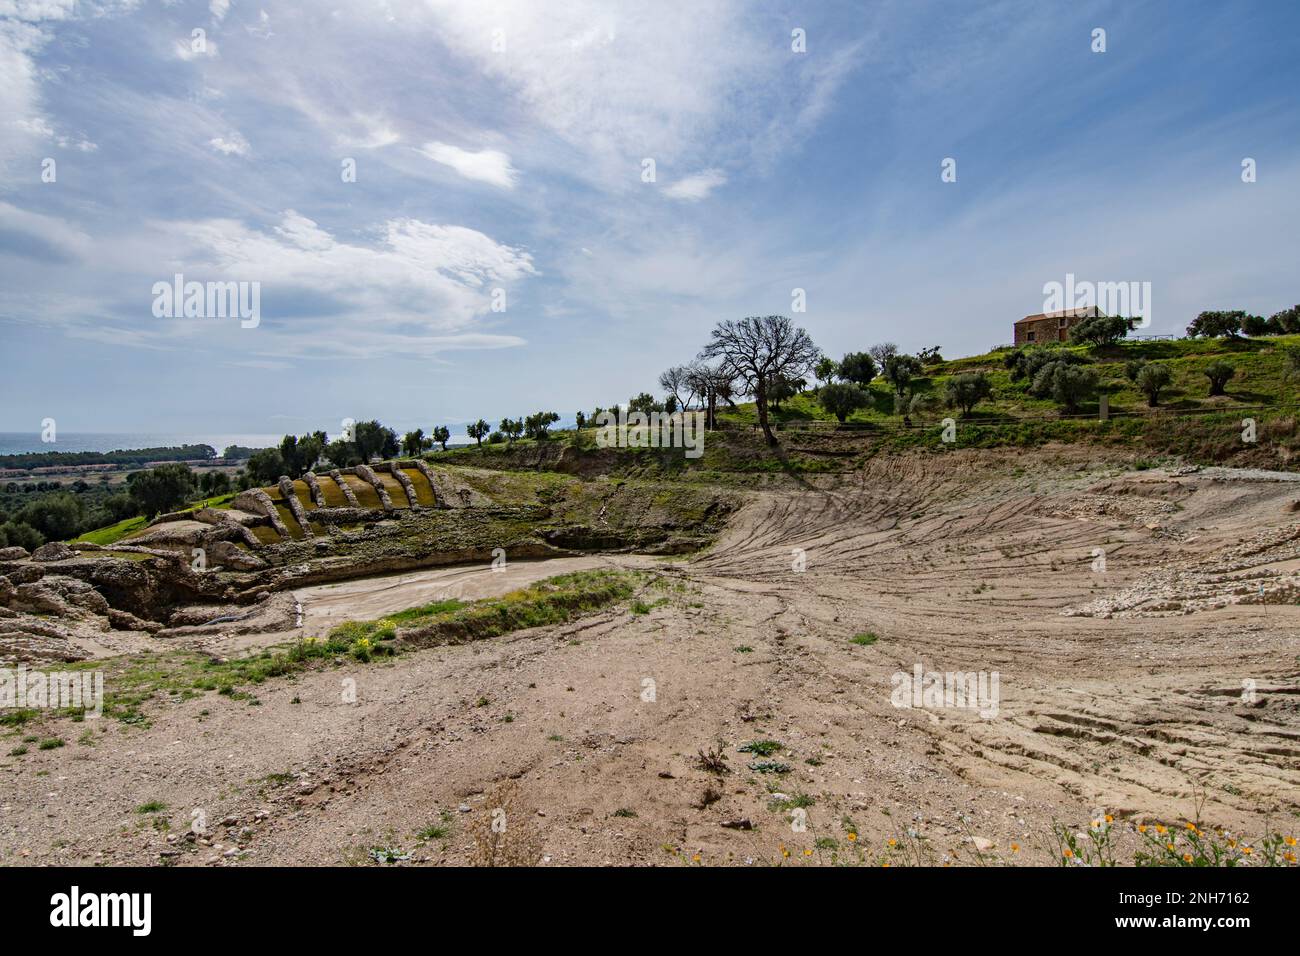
top-left (1, 0), bottom-right (1298, 435)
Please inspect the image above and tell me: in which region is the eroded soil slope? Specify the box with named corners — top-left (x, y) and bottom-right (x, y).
top-left (3, 449), bottom-right (1297, 866)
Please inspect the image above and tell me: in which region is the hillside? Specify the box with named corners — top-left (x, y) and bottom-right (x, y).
top-left (725, 334), bottom-right (1300, 427)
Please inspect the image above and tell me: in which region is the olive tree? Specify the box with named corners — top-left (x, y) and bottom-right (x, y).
top-left (1203, 360), bottom-right (1235, 396)
top-left (943, 371), bottom-right (992, 417)
top-left (838, 352), bottom-right (878, 387)
top-left (818, 383), bottom-right (869, 423)
top-left (1135, 363), bottom-right (1172, 407)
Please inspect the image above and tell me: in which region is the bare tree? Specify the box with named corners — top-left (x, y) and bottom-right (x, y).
top-left (869, 342), bottom-right (899, 367)
top-left (658, 365), bottom-right (693, 411)
top-left (685, 361), bottom-right (735, 430)
top-left (700, 315), bottom-right (820, 446)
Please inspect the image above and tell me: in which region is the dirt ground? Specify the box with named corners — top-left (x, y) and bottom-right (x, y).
top-left (3, 449), bottom-right (1298, 866)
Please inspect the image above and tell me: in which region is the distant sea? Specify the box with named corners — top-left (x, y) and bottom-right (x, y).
top-left (0, 433), bottom-right (281, 456)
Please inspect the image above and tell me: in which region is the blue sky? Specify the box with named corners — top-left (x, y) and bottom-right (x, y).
top-left (1, 0), bottom-right (1298, 434)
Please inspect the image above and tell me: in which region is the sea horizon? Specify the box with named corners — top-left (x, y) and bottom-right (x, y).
top-left (0, 432), bottom-right (283, 457)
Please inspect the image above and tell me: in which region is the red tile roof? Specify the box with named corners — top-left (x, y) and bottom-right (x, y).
top-left (1015, 305), bottom-right (1103, 324)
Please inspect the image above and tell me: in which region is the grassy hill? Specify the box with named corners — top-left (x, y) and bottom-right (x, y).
top-left (67, 336), bottom-right (1300, 548)
top-left (723, 335), bottom-right (1300, 427)
top-left (434, 335), bottom-right (1300, 476)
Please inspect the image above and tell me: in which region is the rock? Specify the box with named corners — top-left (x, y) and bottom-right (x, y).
top-left (0, 546), bottom-right (30, 561)
top-left (208, 540), bottom-right (267, 571)
top-left (355, 465), bottom-right (395, 510)
top-left (277, 476), bottom-right (315, 539)
top-left (721, 818), bottom-right (753, 830)
top-left (106, 608), bottom-right (163, 633)
top-left (12, 581), bottom-right (79, 616)
top-left (31, 542), bottom-right (77, 562)
top-left (970, 836), bottom-right (995, 852)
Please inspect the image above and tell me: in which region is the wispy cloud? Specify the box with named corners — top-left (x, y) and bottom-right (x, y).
top-left (419, 142), bottom-right (518, 189)
top-left (208, 132), bottom-right (250, 156)
top-left (2, 0), bottom-right (1297, 432)
top-left (663, 168), bottom-right (727, 201)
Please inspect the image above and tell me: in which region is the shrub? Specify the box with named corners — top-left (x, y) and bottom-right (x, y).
top-left (1030, 362), bottom-right (1098, 412)
top-left (0, 520), bottom-right (43, 550)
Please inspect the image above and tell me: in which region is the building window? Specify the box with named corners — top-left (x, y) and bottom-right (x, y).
top-left (1058, 317), bottom-right (1069, 329)
top-left (1026, 331), bottom-right (1036, 342)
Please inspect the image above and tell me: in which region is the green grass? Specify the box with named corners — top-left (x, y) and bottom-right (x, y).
top-left (739, 740), bottom-right (784, 757)
top-left (391, 568), bottom-right (645, 647)
top-left (74, 515), bottom-right (147, 546)
top-left (850, 632), bottom-right (878, 646)
top-left (679, 336), bottom-right (1300, 472)
top-left (748, 760), bottom-right (792, 774)
top-left (721, 335), bottom-right (1300, 429)
top-left (388, 598), bottom-right (464, 623)
top-left (72, 492), bottom-right (238, 546)
top-left (135, 801), bottom-right (166, 814)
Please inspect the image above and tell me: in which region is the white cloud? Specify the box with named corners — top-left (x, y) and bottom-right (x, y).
top-left (11, 114), bottom-right (96, 151)
top-left (209, 132), bottom-right (250, 156)
top-left (0, 5), bottom-right (68, 180)
top-left (210, 0), bottom-right (231, 24)
top-left (663, 168), bottom-right (726, 201)
top-left (247, 9), bottom-right (272, 39)
top-left (344, 114), bottom-right (400, 149)
top-left (0, 200), bottom-right (93, 260)
top-left (174, 34), bottom-right (218, 60)
top-left (418, 141), bottom-right (518, 189)
top-left (164, 210), bottom-right (537, 357)
top-left (417, 0), bottom-right (860, 188)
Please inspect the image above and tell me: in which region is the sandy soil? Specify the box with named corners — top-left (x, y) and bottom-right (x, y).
top-left (292, 555), bottom-right (641, 638)
top-left (3, 450), bottom-right (1297, 866)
